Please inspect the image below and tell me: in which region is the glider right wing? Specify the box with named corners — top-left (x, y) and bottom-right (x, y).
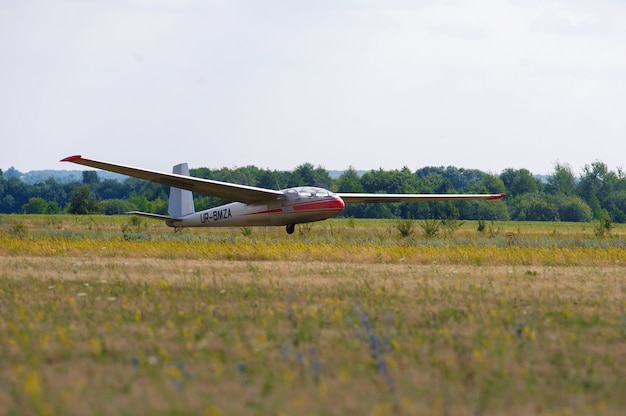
top-left (337, 193), bottom-right (505, 203)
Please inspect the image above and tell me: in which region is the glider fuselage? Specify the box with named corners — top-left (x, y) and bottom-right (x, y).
top-left (167, 186), bottom-right (345, 229)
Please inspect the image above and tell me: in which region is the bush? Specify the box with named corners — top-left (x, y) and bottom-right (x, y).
top-left (46, 202), bottom-right (61, 214)
top-left (441, 218), bottom-right (464, 237)
top-left (594, 211), bottom-right (613, 238)
top-left (419, 219), bottom-right (441, 238)
top-left (23, 197), bottom-right (47, 214)
top-left (121, 216), bottom-right (147, 234)
top-left (509, 193), bottom-right (559, 221)
top-left (9, 221), bottom-right (27, 236)
top-left (101, 199), bottom-right (135, 215)
top-left (67, 185), bottom-right (101, 215)
top-left (395, 216), bottom-right (415, 238)
top-left (556, 195), bottom-right (592, 222)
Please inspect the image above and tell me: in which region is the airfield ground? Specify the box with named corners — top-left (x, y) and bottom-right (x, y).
top-left (1, 215), bottom-right (625, 415)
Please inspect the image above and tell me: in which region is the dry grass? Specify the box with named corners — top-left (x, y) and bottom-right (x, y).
top-left (1, 215), bottom-right (625, 415)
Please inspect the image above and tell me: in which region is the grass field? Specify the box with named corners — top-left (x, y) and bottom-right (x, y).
top-left (1, 215), bottom-right (625, 415)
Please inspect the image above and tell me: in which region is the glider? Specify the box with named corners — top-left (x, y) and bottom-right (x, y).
top-left (61, 155), bottom-right (505, 234)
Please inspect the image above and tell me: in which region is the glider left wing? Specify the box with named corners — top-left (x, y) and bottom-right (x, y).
top-left (337, 193), bottom-right (505, 203)
top-left (61, 155), bottom-right (283, 204)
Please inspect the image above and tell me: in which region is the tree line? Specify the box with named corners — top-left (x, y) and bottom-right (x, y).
top-left (1, 161), bottom-right (625, 223)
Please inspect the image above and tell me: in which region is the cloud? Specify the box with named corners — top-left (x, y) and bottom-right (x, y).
top-left (430, 24), bottom-right (489, 40)
top-left (530, 10), bottom-right (613, 36)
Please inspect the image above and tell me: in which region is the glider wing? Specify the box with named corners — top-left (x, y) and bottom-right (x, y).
top-left (337, 193), bottom-right (505, 204)
top-left (61, 155), bottom-right (283, 204)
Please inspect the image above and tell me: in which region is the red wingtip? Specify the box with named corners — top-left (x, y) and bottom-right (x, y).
top-left (489, 193), bottom-right (506, 199)
top-left (60, 155), bottom-right (82, 162)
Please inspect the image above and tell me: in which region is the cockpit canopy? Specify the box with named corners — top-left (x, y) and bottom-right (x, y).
top-left (281, 186), bottom-right (333, 200)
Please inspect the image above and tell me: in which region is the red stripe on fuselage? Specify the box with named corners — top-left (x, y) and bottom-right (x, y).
top-left (244, 198), bottom-right (345, 216)
top-left (292, 199), bottom-right (345, 212)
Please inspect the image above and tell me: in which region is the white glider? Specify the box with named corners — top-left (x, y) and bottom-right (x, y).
top-left (61, 155), bottom-right (505, 234)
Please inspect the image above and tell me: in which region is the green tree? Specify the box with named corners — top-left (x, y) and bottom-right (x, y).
top-left (500, 168), bottom-right (539, 197)
top-left (4, 176), bottom-right (29, 213)
top-left (0, 169), bottom-right (10, 213)
top-left (291, 163), bottom-right (333, 189)
top-left (465, 199), bottom-right (509, 220)
top-left (0, 169), bottom-right (6, 197)
top-left (23, 197), bottom-right (48, 214)
top-left (360, 169), bottom-right (395, 193)
top-left (151, 197), bottom-right (169, 215)
top-left (128, 193), bottom-right (152, 212)
top-left (360, 168), bottom-right (420, 218)
top-left (577, 161), bottom-right (626, 220)
top-left (606, 190), bottom-right (626, 223)
top-left (546, 162), bottom-right (576, 196)
top-left (456, 174), bottom-right (507, 220)
top-left (194, 196), bottom-right (213, 213)
top-left (415, 166), bottom-right (485, 191)
top-left (67, 185), bottom-right (101, 214)
top-left (96, 179), bottom-right (128, 200)
top-left (82, 170), bottom-right (100, 186)
top-left (1, 195), bottom-right (15, 213)
top-left (555, 195), bottom-right (592, 222)
top-left (337, 167), bottom-right (365, 217)
top-left (363, 203), bottom-right (394, 219)
top-left (336, 167), bottom-right (364, 193)
top-left (480, 174), bottom-right (507, 194)
top-left (577, 161), bottom-right (609, 204)
top-left (416, 173), bottom-right (453, 194)
top-left (31, 178), bottom-right (67, 209)
top-left (509, 193), bottom-right (558, 221)
top-left (46, 201), bottom-right (61, 214)
top-left (255, 169), bottom-right (284, 190)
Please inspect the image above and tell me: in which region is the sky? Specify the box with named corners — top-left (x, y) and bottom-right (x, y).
top-left (1, 0), bottom-right (625, 176)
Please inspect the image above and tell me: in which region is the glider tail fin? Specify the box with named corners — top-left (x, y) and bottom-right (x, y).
top-left (168, 163), bottom-right (195, 218)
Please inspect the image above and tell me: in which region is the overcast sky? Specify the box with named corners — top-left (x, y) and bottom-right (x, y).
top-left (2, 0), bottom-right (625, 176)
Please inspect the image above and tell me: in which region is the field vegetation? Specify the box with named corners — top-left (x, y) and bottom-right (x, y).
top-left (1, 215), bottom-right (626, 415)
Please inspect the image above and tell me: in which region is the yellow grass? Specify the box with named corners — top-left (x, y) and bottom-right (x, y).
top-left (1, 215), bottom-right (625, 415)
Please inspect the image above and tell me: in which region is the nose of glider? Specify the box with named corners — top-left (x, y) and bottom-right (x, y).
top-left (332, 195), bottom-right (346, 212)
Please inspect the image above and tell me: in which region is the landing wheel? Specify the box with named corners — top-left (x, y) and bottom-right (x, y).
top-left (286, 224), bottom-right (295, 234)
